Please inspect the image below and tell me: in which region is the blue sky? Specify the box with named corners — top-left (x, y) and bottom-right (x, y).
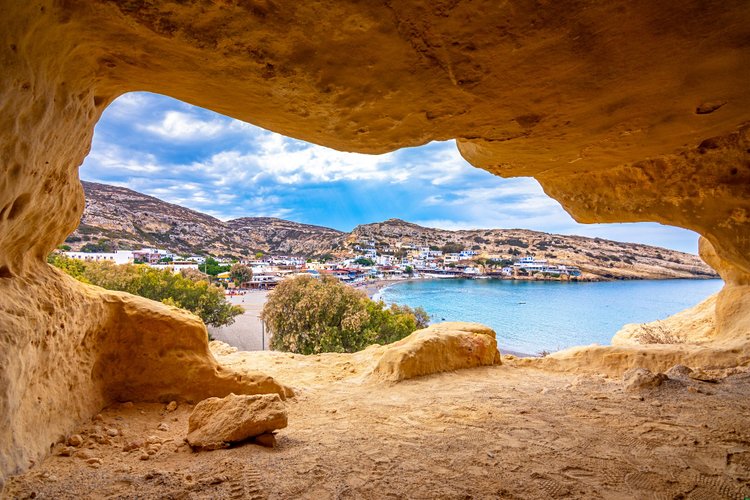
top-left (80, 92), bottom-right (701, 254)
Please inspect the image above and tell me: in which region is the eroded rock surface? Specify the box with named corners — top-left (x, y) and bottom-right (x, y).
top-left (623, 368), bottom-right (668, 391)
top-left (366, 322), bottom-right (501, 382)
top-left (1, 0), bottom-right (749, 481)
top-left (186, 393), bottom-right (288, 451)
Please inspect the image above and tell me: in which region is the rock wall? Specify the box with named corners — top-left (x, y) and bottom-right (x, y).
top-left (1, 0), bottom-right (749, 481)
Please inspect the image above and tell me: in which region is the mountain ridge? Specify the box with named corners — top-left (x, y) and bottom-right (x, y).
top-left (67, 181), bottom-right (718, 280)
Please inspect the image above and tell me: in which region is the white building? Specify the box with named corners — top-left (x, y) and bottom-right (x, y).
top-left (150, 263), bottom-right (200, 273)
top-left (64, 250), bottom-right (134, 265)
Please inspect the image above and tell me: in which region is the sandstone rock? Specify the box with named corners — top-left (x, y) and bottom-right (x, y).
top-left (209, 341), bottom-right (238, 356)
top-left (665, 365), bottom-right (694, 380)
top-left (623, 368), bottom-right (667, 391)
top-left (689, 369), bottom-right (720, 383)
top-left (614, 295), bottom-right (717, 346)
top-left (253, 433), bottom-right (277, 448)
top-left (367, 323), bottom-right (501, 383)
top-left (186, 394), bottom-right (288, 450)
top-left (2, 0), bottom-right (750, 482)
top-left (66, 435), bottom-right (83, 447)
top-left (122, 440), bottom-right (144, 452)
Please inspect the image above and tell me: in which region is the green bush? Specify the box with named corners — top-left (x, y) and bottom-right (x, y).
top-left (261, 275), bottom-right (429, 354)
top-left (48, 254), bottom-right (241, 327)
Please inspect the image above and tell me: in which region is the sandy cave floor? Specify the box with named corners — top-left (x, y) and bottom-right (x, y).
top-left (4, 351), bottom-right (750, 499)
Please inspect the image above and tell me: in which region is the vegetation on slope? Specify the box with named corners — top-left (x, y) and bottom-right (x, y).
top-left (48, 254), bottom-right (242, 327)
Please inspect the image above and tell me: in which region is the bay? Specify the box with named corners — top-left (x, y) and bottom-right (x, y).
top-left (376, 279), bottom-right (724, 355)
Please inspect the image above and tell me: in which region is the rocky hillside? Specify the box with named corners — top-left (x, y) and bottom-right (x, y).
top-left (346, 219), bottom-right (716, 280)
top-left (69, 182), bottom-right (344, 257)
top-left (67, 182), bottom-right (717, 280)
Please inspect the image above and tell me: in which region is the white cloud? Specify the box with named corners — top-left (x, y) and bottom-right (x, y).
top-left (80, 92), bottom-right (703, 253)
top-left (141, 111), bottom-right (228, 140)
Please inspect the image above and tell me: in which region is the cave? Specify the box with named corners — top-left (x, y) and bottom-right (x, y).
top-left (1, 0), bottom-right (749, 494)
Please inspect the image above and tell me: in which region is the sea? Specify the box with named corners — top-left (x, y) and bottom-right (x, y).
top-left (375, 278), bottom-right (724, 355)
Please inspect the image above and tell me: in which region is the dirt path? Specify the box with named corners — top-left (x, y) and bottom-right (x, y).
top-left (4, 351), bottom-right (750, 499)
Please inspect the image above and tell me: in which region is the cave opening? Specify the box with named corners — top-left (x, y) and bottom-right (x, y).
top-left (64, 91), bottom-right (723, 357)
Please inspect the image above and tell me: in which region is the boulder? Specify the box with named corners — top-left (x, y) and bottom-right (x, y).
top-left (665, 364), bottom-right (694, 380)
top-left (367, 322), bottom-right (501, 383)
top-left (623, 368), bottom-right (667, 391)
top-left (186, 393), bottom-right (287, 450)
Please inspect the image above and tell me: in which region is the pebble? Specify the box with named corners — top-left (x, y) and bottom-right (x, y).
top-left (86, 458), bottom-right (102, 466)
top-left (67, 434), bottom-right (83, 447)
top-left (121, 402), bottom-right (134, 409)
top-left (123, 439), bottom-right (144, 452)
top-left (105, 427), bottom-right (119, 437)
top-left (166, 401), bottom-right (178, 412)
top-left (139, 452), bottom-right (150, 461)
top-left (92, 414), bottom-right (104, 423)
top-left (75, 449), bottom-right (94, 460)
top-left (157, 423), bottom-right (169, 432)
top-left (146, 435), bottom-right (161, 445)
top-left (57, 446), bottom-right (75, 457)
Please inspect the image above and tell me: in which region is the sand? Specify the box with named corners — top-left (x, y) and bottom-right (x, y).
top-left (4, 351), bottom-right (749, 499)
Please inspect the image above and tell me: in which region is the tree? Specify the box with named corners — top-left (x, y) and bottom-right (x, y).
top-left (261, 275), bottom-right (429, 354)
top-left (354, 257), bottom-right (375, 266)
top-left (48, 255), bottom-right (241, 328)
top-left (47, 253), bottom-right (89, 282)
top-left (404, 266), bottom-right (414, 276)
top-left (199, 256), bottom-right (230, 276)
top-left (230, 263), bottom-right (253, 286)
top-left (440, 242), bottom-right (463, 254)
top-left (180, 268), bottom-right (209, 282)
top-left (80, 239), bottom-right (115, 253)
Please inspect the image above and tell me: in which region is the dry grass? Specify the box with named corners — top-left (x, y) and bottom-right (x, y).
top-left (634, 321), bottom-right (687, 344)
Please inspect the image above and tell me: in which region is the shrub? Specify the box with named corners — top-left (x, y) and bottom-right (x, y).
top-left (48, 255), bottom-right (241, 327)
top-left (634, 321), bottom-right (686, 344)
top-left (261, 275), bottom-right (429, 354)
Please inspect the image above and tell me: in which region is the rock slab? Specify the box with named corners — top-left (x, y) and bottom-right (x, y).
top-left (187, 393), bottom-right (287, 450)
top-left (367, 322), bottom-right (501, 382)
top-left (623, 368), bottom-right (668, 391)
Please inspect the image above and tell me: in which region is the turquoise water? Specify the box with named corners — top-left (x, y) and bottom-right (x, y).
top-left (376, 279), bottom-right (724, 355)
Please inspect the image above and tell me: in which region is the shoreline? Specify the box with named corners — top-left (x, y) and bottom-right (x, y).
top-left (210, 284), bottom-right (535, 357)
top-left (211, 277), bottom-right (718, 358)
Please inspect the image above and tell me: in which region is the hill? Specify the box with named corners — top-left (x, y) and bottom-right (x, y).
top-left (346, 219), bottom-right (716, 280)
top-left (70, 182), bottom-right (344, 257)
top-left (65, 182), bottom-right (717, 280)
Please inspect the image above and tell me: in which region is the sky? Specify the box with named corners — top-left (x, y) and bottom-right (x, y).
top-left (79, 92), bottom-right (701, 254)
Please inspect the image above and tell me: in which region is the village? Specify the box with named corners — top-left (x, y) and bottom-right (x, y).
top-left (62, 238), bottom-right (583, 290)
